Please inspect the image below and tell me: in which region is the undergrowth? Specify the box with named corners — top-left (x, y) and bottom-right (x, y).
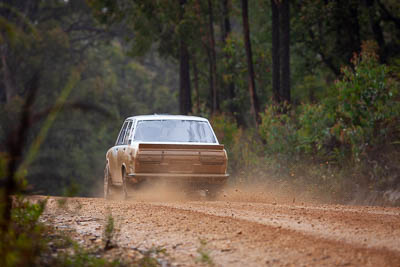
top-left (196, 239), bottom-right (214, 266)
top-left (0, 194), bottom-right (171, 266)
top-left (0, 195), bottom-right (122, 267)
top-left (211, 42), bottom-right (400, 204)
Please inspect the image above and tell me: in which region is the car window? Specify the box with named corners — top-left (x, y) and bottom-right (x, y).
top-left (123, 121), bottom-right (133, 145)
top-left (116, 121), bottom-right (128, 145)
top-left (134, 120), bottom-right (217, 143)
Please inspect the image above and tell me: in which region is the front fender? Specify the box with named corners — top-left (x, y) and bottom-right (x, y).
top-left (106, 147), bottom-right (122, 186)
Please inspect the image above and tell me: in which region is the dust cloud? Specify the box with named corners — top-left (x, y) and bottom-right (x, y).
top-left (215, 182), bottom-right (321, 204)
top-left (128, 180), bottom-right (189, 202)
top-left (91, 175), bottom-right (323, 205)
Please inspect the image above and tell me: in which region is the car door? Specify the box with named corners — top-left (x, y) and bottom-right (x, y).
top-left (108, 120), bottom-right (129, 185)
top-left (116, 120), bottom-right (134, 179)
top-left (120, 120), bottom-right (135, 174)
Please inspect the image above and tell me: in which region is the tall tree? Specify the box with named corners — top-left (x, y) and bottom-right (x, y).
top-left (192, 55), bottom-right (200, 113)
top-left (0, 46), bottom-right (15, 103)
top-left (0, 0), bottom-right (115, 104)
top-left (179, 39), bottom-right (192, 114)
top-left (179, 0), bottom-right (192, 114)
top-left (90, 0), bottom-right (195, 114)
top-left (271, 0), bottom-right (281, 103)
top-left (221, 0), bottom-right (237, 117)
top-left (207, 0), bottom-right (218, 114)
top-left (241, 0), bottom-right (260, 126)
top-left (280, 0), bottom-right (290, 103)
top-left (271, 0), bottom-right (291, 104)
top-left (292, 0), bottom-right (400, 76)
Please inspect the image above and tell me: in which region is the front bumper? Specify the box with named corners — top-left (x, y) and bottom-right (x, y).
top-left (127, 173), bottom-right (229, 184)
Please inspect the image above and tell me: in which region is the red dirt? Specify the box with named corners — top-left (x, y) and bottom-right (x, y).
top-left (34, 191), bottom-right (400, 266)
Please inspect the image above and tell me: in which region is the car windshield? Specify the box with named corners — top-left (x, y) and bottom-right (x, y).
top-left (134, 120), bottom-right (217, 143)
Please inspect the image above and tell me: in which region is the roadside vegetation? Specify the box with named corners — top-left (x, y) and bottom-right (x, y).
top-left (196, 239), bottom-right (214, 266)
top-left (0, 194), bottom-right (119, 266)
top-left (0, 193), bottom-right (170, 266)
top-left (213, 42), bottom-right (400, 203)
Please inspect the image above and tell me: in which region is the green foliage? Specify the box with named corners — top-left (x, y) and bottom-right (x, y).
top-left (103, 213), bottom-right (115, 250)
top-left (256, 42), bottom-right (400, 194)
top-left (259, 103), bottom-right (298, 157)
top-left (0, 193), bottom-right (122, 267)
top-left (137, 246), bottom-right (167, 267)
top-left (297, 103), bottom-right (333, 155)
top-left (210, 114), bottom-right (262, 176)
top-left (220, 35), bottom-right (250, 114)
top-left (331, 42), bottom-right (400, 161)
top-left (53, 241), bottom-right (121, 267)
top-left (0, 196), bottom-right (46, 267)
top-left (0, 0), bottom-right (179, 196)
top-left (196, 239), bottom-right (214, 266)
top-left (210, 114), bottom-right (238, 148)
top-left (259, 42), bottom-right (399, 162)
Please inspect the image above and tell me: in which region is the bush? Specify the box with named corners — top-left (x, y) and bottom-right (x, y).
top-left (331, 41), bottom-right (400, 162)
top-left (0, 196), bottom-right (46, 267)
top-left (259, 103), bottom-right (299, 157)
top-left (297, 103), bottom-right (334, 156)
top-left (210, 114), bottom-right (262, 179)
top-left (256, 41), bottom-right (400, 198)
top-left (260, 41), bottom-right (399, 163)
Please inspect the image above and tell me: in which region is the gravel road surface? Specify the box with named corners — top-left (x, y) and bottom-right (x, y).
top-left (35, 193), bottom-right (400, 266)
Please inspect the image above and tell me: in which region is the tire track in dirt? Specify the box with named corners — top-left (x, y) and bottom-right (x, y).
top-left (153, 201), bottom-right (400, 253)
top-left (38, 196), bottom-right (400, 266)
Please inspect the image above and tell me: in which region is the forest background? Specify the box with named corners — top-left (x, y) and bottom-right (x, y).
top-left (1, 0), bottom-right (400, 204)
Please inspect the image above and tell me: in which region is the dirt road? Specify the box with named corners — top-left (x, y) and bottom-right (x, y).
top-left (36, 192), bottom-right (400, 266)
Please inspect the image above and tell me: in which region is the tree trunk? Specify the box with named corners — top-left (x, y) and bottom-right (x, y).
top-left (2, 74), bottom-right (38, 233)
top-left (179, 39), bottom-right (192, 115)
top-left (193, 0), bottom-right (210, 111)
top-left (280, 0), bottom-right (290, 103)
top-left (241, 0), bottom-right (260, 126)
top-left (179, 0), bottom-right (192, 115)
top-left (271, 0), bottom-right (281, 103)
top-left (207, 0), bottom-right (218, 114)
top-left (206, 46), bottom-right (214, 113)
top-left (192, 55), bottom-right (200, 113)
top-left (221, 0), bottom-right (238, 119)
top-left (348, 2), bottom-right (361, 60)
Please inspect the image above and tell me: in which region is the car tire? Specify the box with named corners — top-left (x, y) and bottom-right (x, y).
top-left (104, 164), bottom-right (112, 199)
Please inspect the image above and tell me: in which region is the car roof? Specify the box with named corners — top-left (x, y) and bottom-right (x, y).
top-left (125, 114), bottom-right (209, 121)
